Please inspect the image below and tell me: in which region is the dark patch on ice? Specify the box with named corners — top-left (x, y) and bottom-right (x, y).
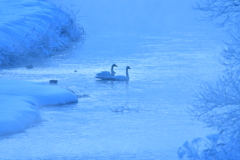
top-left (49, 80), bottom-right (58, 84)
top-left (111, 105), bottom-right (139, 113)
top-left (77, 94), bottom-right (90, 98)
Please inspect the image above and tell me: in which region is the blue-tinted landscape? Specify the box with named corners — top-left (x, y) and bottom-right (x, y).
top-left (1, 0), bottom-right (238, 159)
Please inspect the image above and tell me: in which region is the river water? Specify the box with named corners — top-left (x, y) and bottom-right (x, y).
top-left (0, 30), bottom-right (224, 159)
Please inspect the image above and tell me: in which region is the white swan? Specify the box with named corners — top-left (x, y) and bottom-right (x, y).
top-left (95, 64), bottom-right (118, 80)
top-left (113, 66), bottom-right (131, 81)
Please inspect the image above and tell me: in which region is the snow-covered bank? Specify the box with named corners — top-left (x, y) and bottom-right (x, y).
top-left (0, 0), bottom-right (84, 66)
top-left (0, 79), bottom-right (78, 135)
top-left (0, 0), bottom-right (82, 136)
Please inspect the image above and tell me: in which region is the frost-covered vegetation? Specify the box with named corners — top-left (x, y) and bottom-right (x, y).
top-left (0, 0), bottom-right (85, 66)
top-left (179, 0), bottom-right (240, 159)
top-left (179, 74), bottom-right (240, 159)
top-left (0, 0), bottom-right (82, 135)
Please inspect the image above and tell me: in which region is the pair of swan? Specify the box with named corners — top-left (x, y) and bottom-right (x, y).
top-left (95, 64), bottom-right (131, 81)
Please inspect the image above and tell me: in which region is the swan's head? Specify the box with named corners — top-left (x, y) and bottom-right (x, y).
top-left (127, 66), bottom-right (131, 69)
top-left (112, 64), bottom-right (118, 67)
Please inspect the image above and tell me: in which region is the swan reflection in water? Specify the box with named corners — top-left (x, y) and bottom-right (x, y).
top-left (96, 78), bottom-right (129, 89)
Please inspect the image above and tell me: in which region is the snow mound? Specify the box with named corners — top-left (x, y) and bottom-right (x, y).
top-left (0, 79), bottom-right (78, 136)
top-left (0, 0), bottom-right (84, 66)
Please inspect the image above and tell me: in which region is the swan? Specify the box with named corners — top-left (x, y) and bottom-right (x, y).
top-left (95, 64), bottom-right (118, 80)
top-left (113, 66), bottom-right (131, 81)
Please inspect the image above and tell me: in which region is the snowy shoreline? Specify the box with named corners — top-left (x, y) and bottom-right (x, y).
top-left (0, 78), bottom-right (78, 136)
top-left (0, 0), bottom-right (82, 135)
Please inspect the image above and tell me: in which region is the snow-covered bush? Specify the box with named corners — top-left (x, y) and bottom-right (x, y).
top-left (178, 131), bottom-right (240, 160)
top-left (179, 1), bottom-right (240, 159)
top-left (0, 0), bottom-right (85, 66)
top-left (179, 73), bottom-right (240, 159)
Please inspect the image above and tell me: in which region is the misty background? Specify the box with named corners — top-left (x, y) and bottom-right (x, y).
top-left (49, 0), bottom-right (214, 35)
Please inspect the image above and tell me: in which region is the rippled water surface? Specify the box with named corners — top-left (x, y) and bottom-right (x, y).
top-left (0, 32), bottom-right (223, 159)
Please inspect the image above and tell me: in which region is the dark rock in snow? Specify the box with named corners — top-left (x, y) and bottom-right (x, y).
top-left (49, 80), bottom-right (58, 84)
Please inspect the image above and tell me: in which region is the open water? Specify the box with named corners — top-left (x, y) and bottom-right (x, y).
top-left (0, 30), bottom-right (224, 159)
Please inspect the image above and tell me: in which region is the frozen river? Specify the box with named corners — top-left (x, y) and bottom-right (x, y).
top-left (0, 30), bottom-right (224, 159)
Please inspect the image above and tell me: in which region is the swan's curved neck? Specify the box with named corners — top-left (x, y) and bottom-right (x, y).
top-left (111, 65), bottom-right (115, 74)
top-left (126, 68), bottom-right (129, 78)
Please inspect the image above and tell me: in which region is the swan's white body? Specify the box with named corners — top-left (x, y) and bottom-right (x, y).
top-left (95, 64), bottom-right (117, 80)
top-left (113, 66), bottom-right (131, 81)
